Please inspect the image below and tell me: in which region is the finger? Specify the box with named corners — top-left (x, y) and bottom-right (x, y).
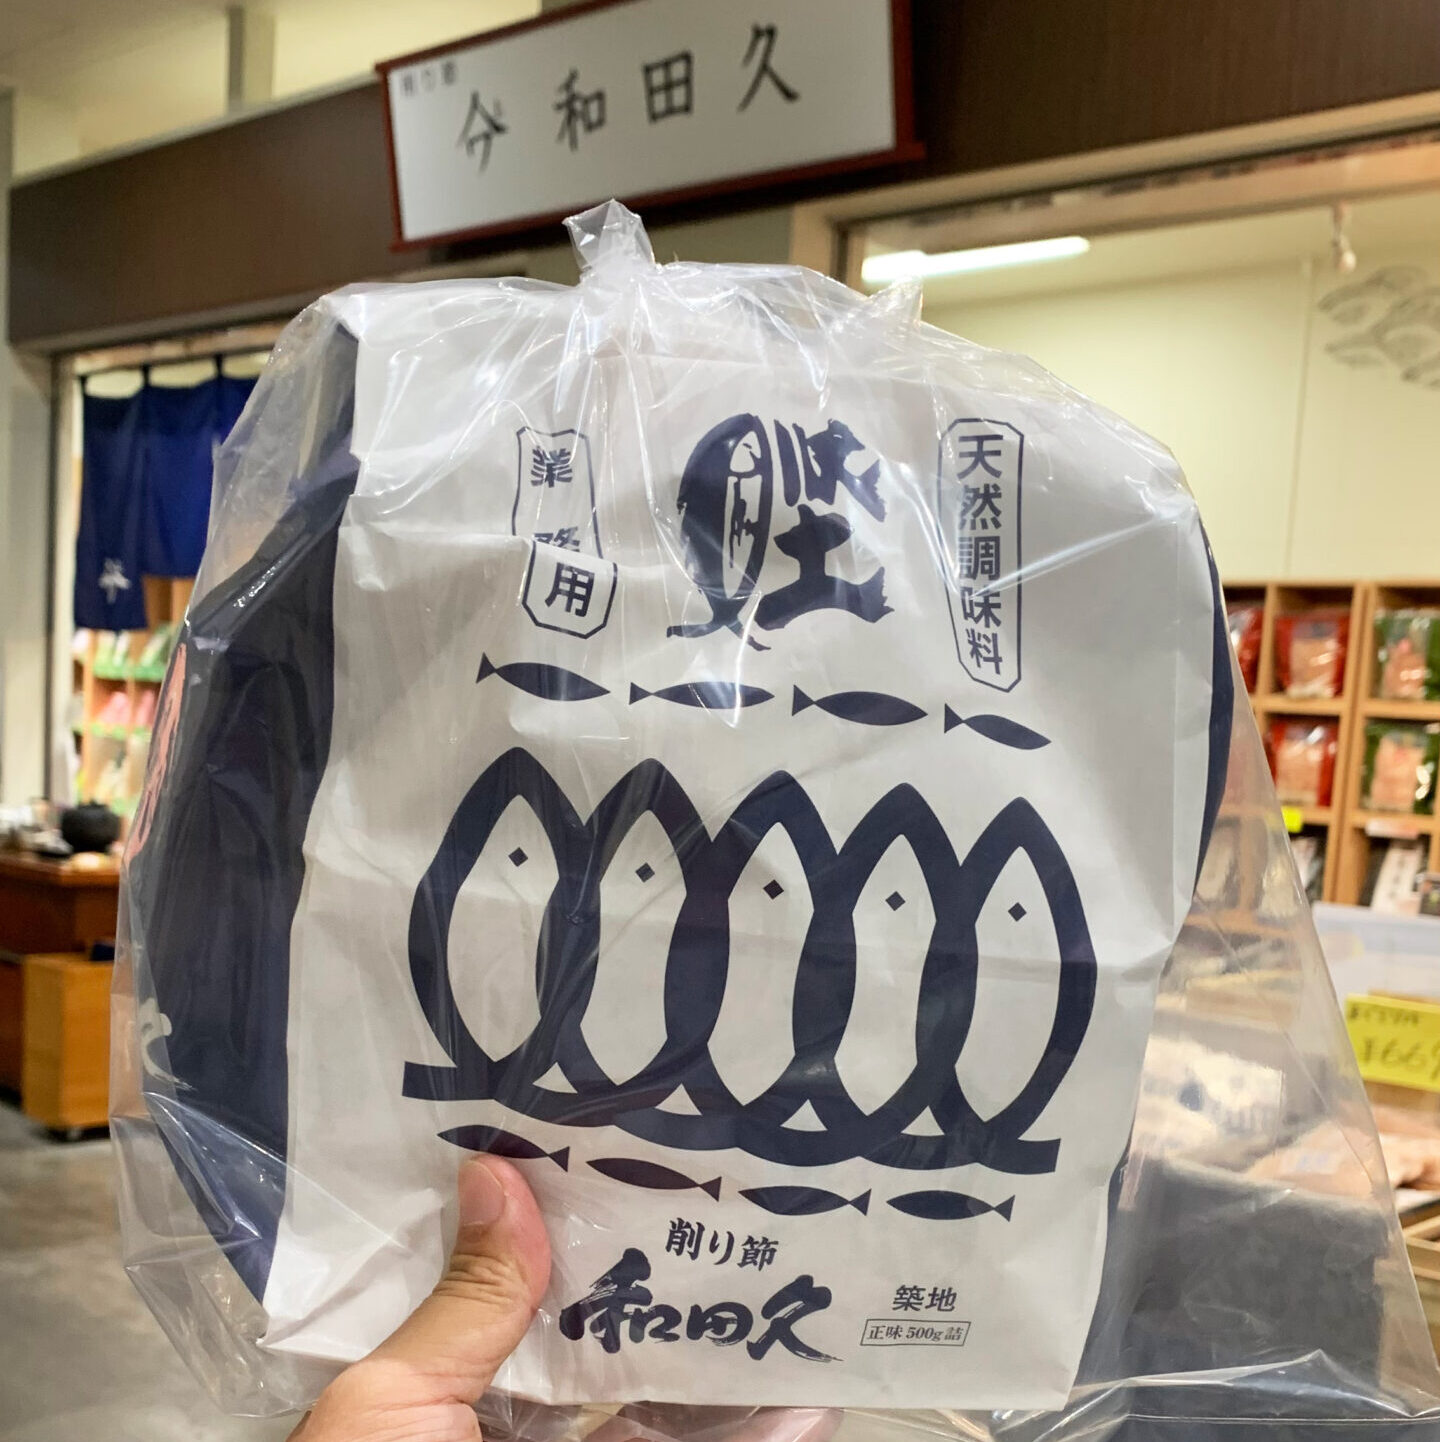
top-left (368, 1155), bottom-right (553, 1405)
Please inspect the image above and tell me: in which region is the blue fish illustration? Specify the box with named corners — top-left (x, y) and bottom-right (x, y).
top-left (438, 1124), bottom-right (570, 1170)
top-left (792, 687), bottom-right (926, 726)
top-left (589, 1157), bottom-right (722, 1200)
top-left (629, 681), bottom-right (773, 711)
top-left (741, 1185), bottom-right (870, 1216)
top-left (886, 1190), bottom-right (1014, 1221)
top-left (477, 654), bottom-right (608, 702)
top-left (943, 706), bottom-right (1049, 750)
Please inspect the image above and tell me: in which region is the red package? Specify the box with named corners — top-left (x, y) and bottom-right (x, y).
top-left (1275, 609), bottom-right (1349, 699)
top-left (1227, 602), bottom-right (1263, 693)
top-left (1267, 717), bottom-right (1338, 807)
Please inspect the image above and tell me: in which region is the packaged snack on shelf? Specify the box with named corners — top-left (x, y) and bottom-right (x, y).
top-left (1289, 832), bottom-right (1326, 903)
top-left (1267, 716), bottom-right (1338, 807)
top-left (1374, 608), bottom-right (1440, 701)
top-left (1362, 721), bottom-right (1440, 814)
top-left (1369, 840), bottom-right (1427, 914)
top-left (112, 202), bottom-right (1440, 1439)
top-left (1225, 600), bottom-right (1263, 693)
top-left (1275, 607), bottom-right (1349, 699)
top-left (136, 622), bottom-right (175, 676)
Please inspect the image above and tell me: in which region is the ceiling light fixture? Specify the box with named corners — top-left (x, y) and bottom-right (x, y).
top-left (862, 236), bottom-right (1091, 285)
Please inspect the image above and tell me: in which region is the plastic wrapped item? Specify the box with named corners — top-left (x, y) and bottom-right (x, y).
top-left (1288, 832), bottom-right (1326, 904)
top-left (1225, 601), bottom-right (1263, 693)
top-left (1362, 721), bottom-right (1440, 814)
top-left (1369, 840), bottom-right (1427, 914)
top-left (1266, 716), bottom-right (1338, 807)
top-left (1375, 608), bottom-right (1440, 701)
top-left (1275, 607), bottom-right (1349, 699)
top-left (113, 203), bottom-right (1440, 1437)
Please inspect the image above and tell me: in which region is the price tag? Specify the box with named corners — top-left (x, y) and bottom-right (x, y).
top-left (1345, 994), bottom-right (1440, 1092)
top-left (1281, 806), bottom-right (1303, 834)
top-left (1365, 818), bottom-right (1422, 840)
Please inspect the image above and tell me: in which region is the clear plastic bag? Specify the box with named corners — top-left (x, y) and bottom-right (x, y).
top-left (112, 201), bottom-right (1440, 1437)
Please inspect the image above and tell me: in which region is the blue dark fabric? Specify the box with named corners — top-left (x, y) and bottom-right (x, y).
top-left (219, 372), bottom-right (257, 434)
top-left (141, 379), bottom-right (220, 578)
top-left (142, 373), bottom-right (259, 578)
top-left (78, 371), bottom-right (261, 628)
top-left (1196, 530), bottom-right (1234, 887)
top-left (125, 332), bottom-right (355, 1301)
top-left (74, 387), bottom-right (150, 630)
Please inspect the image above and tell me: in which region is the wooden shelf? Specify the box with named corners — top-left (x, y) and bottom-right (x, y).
top-left (1224, 582), bottom-right (1440, 906)
top-left (1258, 695), bottom-right (1345, 716)
top-left (1223, 578), bottom-right (1361, 903)
top-left (1361, 698), bottom-right (1440, 722)
top-left (1349, 809), bottom-right (1438, 836)
top-left (1281, 804), bottom-right (1334, 826)
top-left (1332, 582), bottom-right (1440, 905)
top-left (75, 576), bottom-right (190, 823)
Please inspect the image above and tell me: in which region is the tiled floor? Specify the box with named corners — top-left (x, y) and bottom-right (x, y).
top-left (0, 1099), bottom-right (294, 1441)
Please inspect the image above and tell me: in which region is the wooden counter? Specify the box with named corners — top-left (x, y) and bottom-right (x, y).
top-left (0, 851), bottom-right (118, 1124)
top-left (22, 954), bottom-right (113, 1133)
top-left (0, 851), bottom-right (120, 954)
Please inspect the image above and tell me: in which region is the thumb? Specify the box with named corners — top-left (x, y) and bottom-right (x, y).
top-left (370, 1155), bottom-right (553, 1405)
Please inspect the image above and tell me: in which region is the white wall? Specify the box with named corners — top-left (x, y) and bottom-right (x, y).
top-left (0, 90), bottom-right (56, 805)
top-left (271, 0), bottom-right (536, 99)
top-left (5, 0), bottom-right (540, 176)
top-left (925, 249), bottom-right (1440, 582)
top-left (1292, 247), bottom-right (1440, 577)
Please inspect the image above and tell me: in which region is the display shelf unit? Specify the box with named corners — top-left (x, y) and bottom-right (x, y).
top-left (1335, 582), bottom-right (1440, 906)
top-left (75, 576), bottom-right (190, 820)
top-left (1221, 579), bottom-right (1363, 902)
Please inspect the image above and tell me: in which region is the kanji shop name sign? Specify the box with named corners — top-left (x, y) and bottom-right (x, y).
top-left (378, 0), bottom-right (914, 249)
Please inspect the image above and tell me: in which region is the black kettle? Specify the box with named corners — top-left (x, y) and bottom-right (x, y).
top-left (60, 802), bottom-right (121, 854)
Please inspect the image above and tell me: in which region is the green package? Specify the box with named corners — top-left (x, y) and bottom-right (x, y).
top-left (1361, 720), bottom-right (1440, 814)
top-left (1374, 608), bottom-right (1440, 700)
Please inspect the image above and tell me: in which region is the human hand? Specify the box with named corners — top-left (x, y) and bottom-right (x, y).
top-left (288, 1157), bottom-right (840, 1442)
top-left (290, 1156), bottom-right (552, 1442)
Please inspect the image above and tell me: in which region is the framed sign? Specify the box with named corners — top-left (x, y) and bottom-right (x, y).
top-left (377, 0), bottom-right (918, 250)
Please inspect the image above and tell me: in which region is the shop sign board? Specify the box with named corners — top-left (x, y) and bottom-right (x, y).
top-left (377, 0), bottom-right (918, 249)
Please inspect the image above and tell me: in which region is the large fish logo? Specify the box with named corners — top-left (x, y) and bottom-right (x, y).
top-left (667, 414), bottom-right (774, 643)
top-left (403, 749), bottom-right (1095, 1178)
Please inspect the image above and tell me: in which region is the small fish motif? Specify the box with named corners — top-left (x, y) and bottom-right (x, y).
top-left (792, 687), bottom-right (926, 727)
top-left (886, 1190), bottom-right (1014, 1222)
top-left (589, 1156), bottom-right (722, 1200)
top-left (943, 706), bottom-right (1049, 750)
top-left (629, 681), bottom-right (773, 711)
top-left (438, 1124), bottom-right (570, 1171)
top-left (477, 654), bottom-right (608, 702)
top-left (740, 1185), bottom-right (870, 1217)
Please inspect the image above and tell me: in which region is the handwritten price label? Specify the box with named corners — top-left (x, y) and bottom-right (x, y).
top-left (1345, 995), bottom-right (1440, 1092)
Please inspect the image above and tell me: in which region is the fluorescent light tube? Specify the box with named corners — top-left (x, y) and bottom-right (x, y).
top-left (862, 236), bottom-right (1091, 285)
